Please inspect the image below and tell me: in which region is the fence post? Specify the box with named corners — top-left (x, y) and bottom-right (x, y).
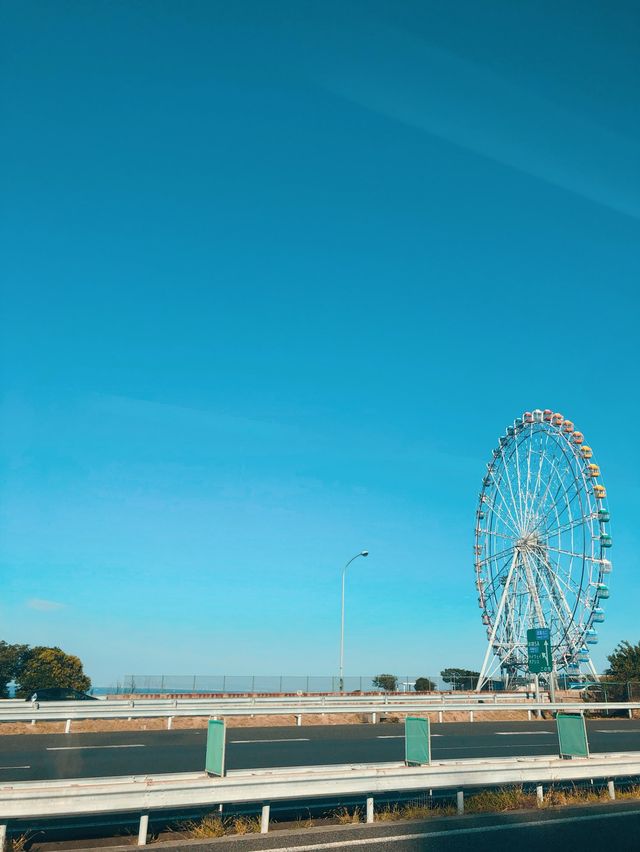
top-left (536, 785), bottom-right (544, 805)
top-left (65, 719), bottom-right (71, 734)
top-left (138, 814), bottom-right (149, 846)
top-left (608, 780), bottom-right (616, 800)
top-left (366, 797), bottom-right (374, 823)
top-left (456, 791), bottom-right (464, 815)
top-left (260, 803), bottom-right (270, 833)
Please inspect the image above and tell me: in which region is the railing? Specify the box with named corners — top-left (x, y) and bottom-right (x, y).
top-left (2, 752), bottom-right (640, 847)
top-left (0, 696), bottom-right (638, 731)
top-left (117, 675), bottom-right (640, 698)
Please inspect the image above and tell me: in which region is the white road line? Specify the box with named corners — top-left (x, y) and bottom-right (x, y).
top-left (46, 745), bottom-right (146, 751)
top-left (596, 730), bottom-right (640, 733)
top-left (0, 765), bottom-right (30, 770)
top-left (495, 731), bottom-right (554, 736)
top-left (377, 735), bottom-right (444, 739)
top-left (248, 807), bottom-right (640, 850)
top-left (230, 738), bottom-right (310, 744)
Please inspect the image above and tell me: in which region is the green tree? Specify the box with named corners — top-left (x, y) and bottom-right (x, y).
top-left (16, 646), bottom-right (91, 698)
top-left (606, 641), bottom-right (640, 681)
top-left (372, 673), bottom-right (398, 691)
top-left (414, 676), bottom-right (437, 692)
top-left (440, 668), bottom-right (480, 691)
top-left (0, 642), bottom-right (30, 698)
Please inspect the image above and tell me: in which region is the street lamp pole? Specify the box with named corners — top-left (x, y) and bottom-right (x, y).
top-left (339, 550), bottom-right (369, 693)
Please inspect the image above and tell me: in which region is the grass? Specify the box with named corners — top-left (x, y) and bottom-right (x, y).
top-left (335, 807), bottom-right (362, 824)
top-left (176, 783), bottom-right (640, 842)
top-left (467, 785), bottom-right (538, 813)
top-left (178, 812), bottom-right (261, 839)
top-left (376, 798), bottom-right (456, 821)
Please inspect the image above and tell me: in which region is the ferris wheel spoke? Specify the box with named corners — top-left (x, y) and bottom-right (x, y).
top-left (513, 434), bottom-right (527, 528)
top-left (525, 426), bottom-right (553, 528)
top-left (477, 543), bottom-right (516, 567)
top-left (539, 516), bottom-right (589, 541)
top-left (531, 476), bottom-right (582, 536)
top-left (501, 438), bottom-right (522, 529)
top-left (487, 472), bottom-right (522, 534)
top-left (483, 497), bottom-right (520, 537)
top-left (544, 545), bottom-right (599, 561)
top-left (481, 527), bottom-right (517, 543)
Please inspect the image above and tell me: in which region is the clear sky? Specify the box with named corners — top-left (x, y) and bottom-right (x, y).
top-left (1, 1), bottom-right (639, 685)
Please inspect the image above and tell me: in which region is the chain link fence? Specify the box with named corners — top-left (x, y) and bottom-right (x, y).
top-left (119, 674), bottom-right (513, 694)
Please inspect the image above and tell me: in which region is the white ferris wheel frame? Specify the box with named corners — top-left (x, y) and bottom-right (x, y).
top-left (474, 411), bottom-right (612, 690)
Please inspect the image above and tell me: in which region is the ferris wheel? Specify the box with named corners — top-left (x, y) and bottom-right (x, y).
top-left (475, 409), bottom-right (612, 689)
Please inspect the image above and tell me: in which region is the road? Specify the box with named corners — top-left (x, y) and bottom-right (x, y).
top-left (2, 719), bottom-right (640, 781)
top-left (158, 803), bottom-right (640, 851)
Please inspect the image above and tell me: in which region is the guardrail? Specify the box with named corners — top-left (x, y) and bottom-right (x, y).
top-left (2, 752), bottom-right (640, 847)
top-left (0, 697), bottom-right (637, 731)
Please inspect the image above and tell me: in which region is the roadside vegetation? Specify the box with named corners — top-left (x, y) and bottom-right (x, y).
top-left (0, 640), bottom-right (91, 698)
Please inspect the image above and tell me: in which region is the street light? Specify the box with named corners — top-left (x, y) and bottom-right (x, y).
top-left (339, 550), bottom-right (369, 693)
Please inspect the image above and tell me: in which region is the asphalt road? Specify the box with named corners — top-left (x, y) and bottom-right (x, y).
top-left (2, 719), bottom-right (640, 781)
top-left (158, 803), bottom-right (640, 852)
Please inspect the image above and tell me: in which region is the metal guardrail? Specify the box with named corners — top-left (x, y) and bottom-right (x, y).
top-left (2, 752), bottom-right (640, 847)
top-left (0, 697), bottom-right (637, 729)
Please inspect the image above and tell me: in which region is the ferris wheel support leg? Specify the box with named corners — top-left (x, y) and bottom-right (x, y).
top-left (586, 658), bottom-right (600, 682)
top-left (476, 552), bottom-right (519, 692)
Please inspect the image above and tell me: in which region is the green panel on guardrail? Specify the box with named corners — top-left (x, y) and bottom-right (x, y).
top-left (205, 719), bottom-right (226, 776)
top-left (405, 716), bottom-right (430, 766)
top-left (557, 712), bottom-right (589, 758)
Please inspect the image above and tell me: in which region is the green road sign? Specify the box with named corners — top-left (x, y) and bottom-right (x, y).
top-left (205, 718), bottom-right (226, 776)
top-left (405, 716), bottom-right (431, 766)
top-left (527, 627), bottom-right (552, 673)
top-left (557, 712), bottom-right (589, 758)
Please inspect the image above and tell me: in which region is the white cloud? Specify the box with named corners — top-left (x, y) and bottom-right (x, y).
top-left (27, 598), bottom-right (66, 612)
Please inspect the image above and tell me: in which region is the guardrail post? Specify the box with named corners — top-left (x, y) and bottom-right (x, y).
top-left (295, 714), bottom-right (302, 727)
top-left (0, 823), bottom-right (7, 852)
top-left (469, 711), bottom-right (474, 722)
top-left (65, 719), bottom-right (71, 734)
top-left (608, 780), bottom-right (616, 800)
top-left (456, 790), bottom-right (464, 815)
top-left (167, 717), bottom-right (173, 730)
top-left (138, 813), bottom-right (149, 845)
top-left (528, 710), bottom-right (532, 721)
top-left (261, 803), bottom-right (270, 833)
top-left (366, 796), bottom-right (374, 823)
top-left (536, 785), bottom-right (544, 804)
top-left (438, 711), bottom-right (443, 723)
top-left (371, 712), bottom-right (377, 724)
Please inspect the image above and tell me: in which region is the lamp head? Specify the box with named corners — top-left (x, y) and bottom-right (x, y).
top-left (361, 550), bottom-right (369, 557)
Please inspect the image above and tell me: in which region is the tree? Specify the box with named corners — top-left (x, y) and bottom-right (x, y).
top-left (414, 676), bottom-right (436, 692)
top-left (16, 646), bottom-right (91, 698)
top-left (372, 673), bottom-right (398, 691)
top-left (0, 642), bottom-right (30, 698)
top-left (606, 641), bottom-right (640, 682)
top-left (440, 668), bottom-right (480, 691)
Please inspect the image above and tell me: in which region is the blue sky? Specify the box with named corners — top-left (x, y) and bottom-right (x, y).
top-left (1, 1), bottom-right (639, 685)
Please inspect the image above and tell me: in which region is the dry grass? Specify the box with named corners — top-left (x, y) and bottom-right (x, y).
top-left (467, 786), bottom-right (538, 813)
top-left (178, 812), bottom-right (261, 839)
top-left (335, 807), bottom-right (362, 824)
top-left (178, 814), bottom-right (226, 838)
top-left (376, 799), bottom-right (456, 821)
top-left (541, 785), bottom-right (610, 807)
top-left (10, 834), bottom-right (34, 852)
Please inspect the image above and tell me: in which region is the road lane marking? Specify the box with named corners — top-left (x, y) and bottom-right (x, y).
top-left (0, 765), bottom-right (30, 770)
top-left (377, 735), bottom-right (443, 739)
top-left (46, 745), bottom-right (146, 751)
top-left (596, 729), bottom-right (640, 733)
top-left (253, 807), bottom-right (640, 849)
top-left (494, 730), bottom-right (554, 736)
top-left (230, 738), bottom-right (310, 744)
